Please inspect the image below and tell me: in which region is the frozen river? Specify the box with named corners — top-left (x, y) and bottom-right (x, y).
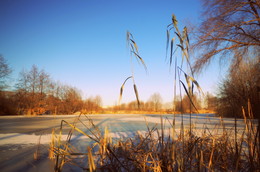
top-left (0, 113), bottom-right (251, 171)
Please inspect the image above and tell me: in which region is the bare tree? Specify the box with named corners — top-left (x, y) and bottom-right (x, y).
top-left (144, 101), bottom-right (155, 111)
top-left (16, 65), bottom-right (40, 93)
top-left (15, 65), bottom-right (52, 114)
top-left (192, 0), bottom-right (260, 72)
top-left (217, 58), bottom-right (260, 118)
top-left (127, 101), bottom-right (139, 111)
top-left (63, 86), bottom-right (83, 114)
top-left (83, 96), bottom-right (103, 113)
top-left (38, 69), bottom-right (50, 95)
top-left (93, 95), bottom-right (102, 111)
top-left (94, 95), bottom-right (102, 107)
top-left (15, 66), bottom-right (39, 115)
top-left (0, 55), bottom-right (14, 114)
top-left (14, 65), bottom-right (90, 115)
top-left (16, 69), bottom-right (29, 92)
top-left (205, 92), bottom-right (218, 111)
top-left (0, 55), bottom-right (12, 90)
top-left (28, 65), bottom-right (39, 94)
top-left (149, 93), bottom-right (163, 112)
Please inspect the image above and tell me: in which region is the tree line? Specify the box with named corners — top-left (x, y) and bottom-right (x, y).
top-left (0, 59), bottom-right (213, 115)
top-left (1, 54), bottom-right (255, 117)
top-left (0, 59), bottom-right (102, 115)
top-left (111, 93), bottom-right (215, 114)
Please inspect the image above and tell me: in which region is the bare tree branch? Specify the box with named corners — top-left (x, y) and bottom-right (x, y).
top-left (192, 0), bottom-right (260, 72)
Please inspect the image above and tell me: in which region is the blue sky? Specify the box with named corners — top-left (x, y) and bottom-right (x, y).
top-left (0, 0), bottom-right (228, 106)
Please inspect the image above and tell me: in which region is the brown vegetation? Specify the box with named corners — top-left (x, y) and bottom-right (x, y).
top-left (0, 56), bottom-right (14, 115)
top-left (0, 55), bottom-right (12, 90)
top-left (191, 0), bottom-right (260, 120)
top-left (216, 58), bottom-right (260, 119)
top-left (192, 0), bottom-right (260, 72)
top-left (50, 105), bottom-right (259, 171)
top-left (0, 64), bottom-right (103, 115)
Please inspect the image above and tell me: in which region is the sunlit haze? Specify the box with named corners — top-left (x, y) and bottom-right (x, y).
top-left (0, 0), bottom-right (228, 106)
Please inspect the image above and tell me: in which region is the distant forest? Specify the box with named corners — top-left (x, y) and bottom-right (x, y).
top-left (0, 62), bottom-right (103, 115)
top-left (0, 55), bottom-right (259, 118)
top-left (0, 57), bottom-right (218, 115)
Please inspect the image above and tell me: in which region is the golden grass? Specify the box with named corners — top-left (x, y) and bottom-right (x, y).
top-left (119, 31), bottom-right (147, 109)
top-left (49, 106), bottom-right (259, 171)
top-left (33, 134), bottom-right (42, 160)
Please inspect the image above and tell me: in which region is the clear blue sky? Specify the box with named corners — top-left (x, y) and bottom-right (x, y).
top-left (0, 0), bottom-right (228, 106)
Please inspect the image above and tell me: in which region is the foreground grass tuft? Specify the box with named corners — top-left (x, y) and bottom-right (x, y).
top-left (50, 110), bottom-right (259, 172)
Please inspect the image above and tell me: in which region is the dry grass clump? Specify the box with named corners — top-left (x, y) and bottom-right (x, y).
top-left (49, 108), bottom-right (259, 172)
